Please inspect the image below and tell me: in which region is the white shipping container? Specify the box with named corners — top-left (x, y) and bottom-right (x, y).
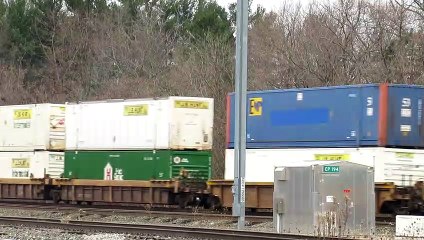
top-left (66, 97), bottom-right (214, 150)
top-left (0, 104), bottom-right (66, 151)
top-left (225, 148), bottom-right (424, 186)
top-left (0, 151), bottom-right (64, 179)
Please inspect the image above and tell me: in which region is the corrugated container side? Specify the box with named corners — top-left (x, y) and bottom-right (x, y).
top-left (168, 150), bottom-right (212, 180)
top-left (65, 97), bottom-right (214, 150)
top-left (227, 84), bottom-right (424, 148)
top-left (224, 148), bottom-right (424, 186)
top-left (66, 100), bottom-right (161, 150)
top-left (0, 104), bottom-right (36, 151)
top-left (0, 151), bottom-right (64, 179)
top-left (64, 150), bottom-right (212, 181)
top-left (0, 104), bottom-right (65, 151)
top-left (228, 84), bottom-right (381, 148)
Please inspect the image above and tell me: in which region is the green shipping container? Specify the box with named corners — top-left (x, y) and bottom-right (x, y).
top-left (64, 150), bottom-right (212, 181)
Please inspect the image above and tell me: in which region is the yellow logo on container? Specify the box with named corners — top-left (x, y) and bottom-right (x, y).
top-left (12, 158), bottom-right (30, 168)
top-left (175, 100), bottom-right (209, 109)
top-left (395, 152), bottom-right (414, 159)
top-left (249, 98), bottom-right (262, 116)
top-left (314, 154), bottom-right (350, 161)
top-left (124, 105), bottom-right (148, 116)
top-left (14, 109), bottom-right (32, 120)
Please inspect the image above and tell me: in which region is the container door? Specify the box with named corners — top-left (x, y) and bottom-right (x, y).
top-left (46, 152), bottom-right (65, 178)
top-left (48, 106), bottom-right (66, 150)
top-left (170, 98), bottom-right (213, 150)
top-left (386, 86), bottom-right (424, 147)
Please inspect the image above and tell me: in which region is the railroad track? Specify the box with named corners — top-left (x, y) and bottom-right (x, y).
top-left (0, 202), bottom-right (272, 223)
top-left (376, 214), bottom-right (395, 226)
top-left (0, 201), bottom-right (395, 226)
top-left (0, 216), bottom-right (358, 240)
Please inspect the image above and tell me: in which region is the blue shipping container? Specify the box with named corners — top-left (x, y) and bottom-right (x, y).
top-left (226, 84), bottom-right (424, 148)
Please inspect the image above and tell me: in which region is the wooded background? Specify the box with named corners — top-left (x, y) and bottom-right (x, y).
top-left (0, 0), bottom-right (423, 177)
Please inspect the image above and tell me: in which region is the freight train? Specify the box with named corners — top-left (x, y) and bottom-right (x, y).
top-left (0, 97), bottom-right (217, 209)
top-left (223, 83), bottom-right (424, 216)
top-left (0, 84), bottom-right (423, 217)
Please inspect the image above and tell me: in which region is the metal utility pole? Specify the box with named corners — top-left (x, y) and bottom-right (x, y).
top-left (232, 0), bottom-right (248, 230)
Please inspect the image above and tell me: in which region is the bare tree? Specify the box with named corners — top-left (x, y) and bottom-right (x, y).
top-left (164, 35), bottom-right (234, 177)
top-left (2, 0), bottom-right (424, 177)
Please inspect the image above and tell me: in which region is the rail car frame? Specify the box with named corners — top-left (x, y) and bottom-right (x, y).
top-left (0, 177), bottom-right (423, 217)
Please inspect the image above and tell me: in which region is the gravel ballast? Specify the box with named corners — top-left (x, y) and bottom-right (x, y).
top-left (0, 207), bottom-right (394, 239)
top-left (0, 225), bottom-right (191, 240)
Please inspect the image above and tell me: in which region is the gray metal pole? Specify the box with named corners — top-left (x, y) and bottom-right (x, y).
top-left (232, 0), bottom-right (248, 230)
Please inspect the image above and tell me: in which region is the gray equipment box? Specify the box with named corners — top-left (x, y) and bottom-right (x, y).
top-left (273, 161), bottom-right (375, 238)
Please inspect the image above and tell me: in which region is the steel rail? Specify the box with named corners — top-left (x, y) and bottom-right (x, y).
top-left (0, 202), bottom-right (395, 226)
top-left (0, 216), bottom-right (359, 240)
top-left (0, 202), bottom-right (272, 223)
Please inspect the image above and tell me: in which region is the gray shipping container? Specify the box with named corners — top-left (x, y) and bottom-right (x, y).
top-left (273, 161), bottom-right (375, 238)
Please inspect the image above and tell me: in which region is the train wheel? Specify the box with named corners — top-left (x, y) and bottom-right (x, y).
top-left (51, 190), bottom-right (61, 204)
top-left (176, 194), bottom-right (190, 209)
top-left (205, 196), bottom-right (221, 211)
top-left (394, 208), bottom-right (410, 215)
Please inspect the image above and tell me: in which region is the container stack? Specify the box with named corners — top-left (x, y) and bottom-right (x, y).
top-left (225, 84), bottom-right (424, 186)
top-left (0, 104), bottom-right (66, 179)
top-left (64, 97), bottom-right (214, 181)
